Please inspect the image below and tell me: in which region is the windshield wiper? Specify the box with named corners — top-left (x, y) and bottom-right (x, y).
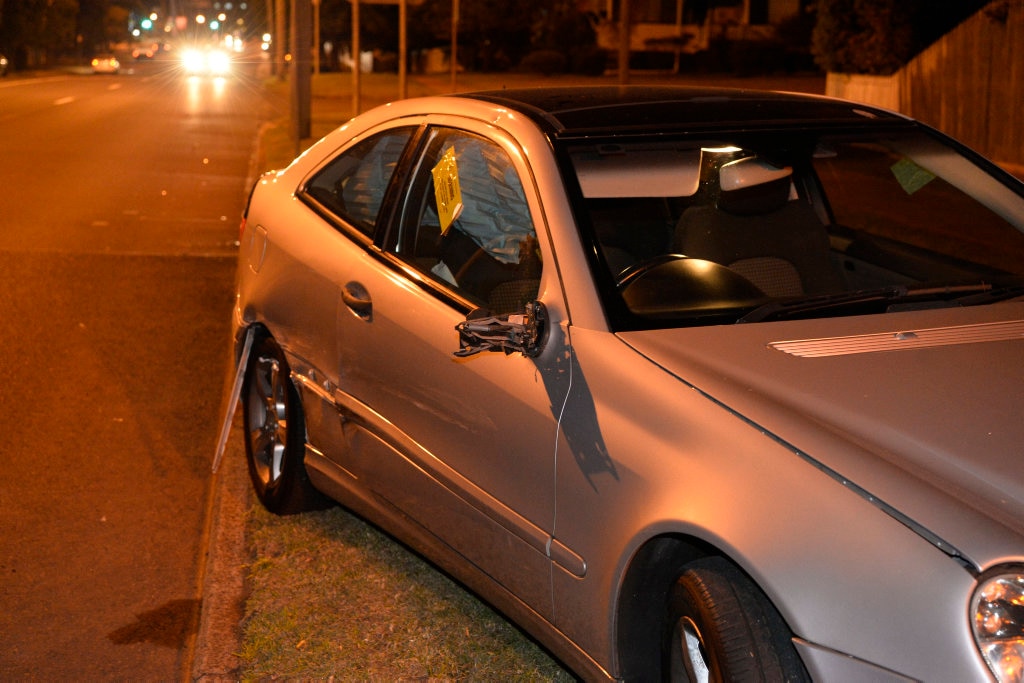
top-left (736, 282), bottom-right (1013, 324)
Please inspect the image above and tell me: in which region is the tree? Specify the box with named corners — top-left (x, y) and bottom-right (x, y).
top-left (0, 0), bottom-right (145, 66)
top-left (409, 0), bottom-right (545, 71)
top-left (528, 0), bottom-right (602, 74)
top-left (313, 0), bottom-right (597, 74)
top-left (811, 0), bottom-right (916, 74)
top-left (0, 0), bottom-right (80, 66)
top-left (316, 0), bottom-right (398, 70)
top-left (812, 0), bottom-right (989, 75)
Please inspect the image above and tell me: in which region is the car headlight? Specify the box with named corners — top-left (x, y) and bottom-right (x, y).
top-left (182, 49), bottom-right (205, 73)
top-left (972, 566), bottom-right (1024, 682)
top-left (208, 50), bottom-right (230, 75)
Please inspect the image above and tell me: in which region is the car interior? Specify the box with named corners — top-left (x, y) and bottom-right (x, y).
top-left (572, 136), bottom-right (1024, 324)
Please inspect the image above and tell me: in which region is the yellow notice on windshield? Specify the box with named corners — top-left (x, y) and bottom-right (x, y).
top-left (432, 147), bottom-right (464, 234)
top-left (891, 157), bottom-right (936, 195)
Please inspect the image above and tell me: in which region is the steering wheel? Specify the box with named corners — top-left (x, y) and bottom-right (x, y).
top-left (616, 254), bottom-right (689, 289)
top-left (615, 254), bottom-right (767, 315)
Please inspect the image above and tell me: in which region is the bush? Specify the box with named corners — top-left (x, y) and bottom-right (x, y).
top-left (775, 10), bottom-right (818, 72)
top-left (812, 0), bottom-right (989, 75)
top-left (729, 40), bottom-right (787, 76)
top-left (811, 0), bottom-right (917, 75)
top-left (518, 49), bottom-right (568, 76)
top-left (570, 46), bottom-right (608, 76)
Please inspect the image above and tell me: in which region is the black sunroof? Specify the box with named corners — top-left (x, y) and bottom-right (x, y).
top-left (464, 86), bottom-right (905, 138)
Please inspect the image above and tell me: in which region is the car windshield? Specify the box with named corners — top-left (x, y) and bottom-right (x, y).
top-left (566, 128), bottom-right (1024, 329)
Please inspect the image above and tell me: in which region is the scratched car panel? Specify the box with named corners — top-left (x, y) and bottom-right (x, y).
top-left (226, 87), bottom-right (1024, 681)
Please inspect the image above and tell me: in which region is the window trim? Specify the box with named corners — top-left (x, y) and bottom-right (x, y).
top-left (296, 123), bottom-right (421, 245)
top-left (384, 123), bottom-right (546, 315)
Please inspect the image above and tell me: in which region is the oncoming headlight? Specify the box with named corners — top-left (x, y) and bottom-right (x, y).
top-left (208, 50), bottom-right (230, 75)
top-left (182, 49), bottom-right (205, 73)
top-left (972, 566), bottom-right (1024, 682)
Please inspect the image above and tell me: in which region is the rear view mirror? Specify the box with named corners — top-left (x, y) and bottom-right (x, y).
top-left (454, 301), bottom-right (547, 358)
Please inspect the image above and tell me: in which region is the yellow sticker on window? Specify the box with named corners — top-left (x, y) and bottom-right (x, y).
top-left (432, 147), bottom-right (464, 234)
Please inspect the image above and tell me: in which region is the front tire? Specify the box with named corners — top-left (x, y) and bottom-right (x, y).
top-left (665, 556), bottom-right (809, 683)
top-left (242, 334), bottom-right (328, 515)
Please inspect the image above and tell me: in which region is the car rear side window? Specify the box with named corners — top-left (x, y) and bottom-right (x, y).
top-left (303, 127), bottom-right (415, 237)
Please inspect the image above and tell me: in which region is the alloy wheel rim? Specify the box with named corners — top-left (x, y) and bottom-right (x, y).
top-left (679, 616), bottom-right (710, 683)
top-left (249, 354), bottom-right (288, 486)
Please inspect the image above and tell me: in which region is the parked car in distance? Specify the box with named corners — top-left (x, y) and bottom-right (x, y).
top-left (132, 44), bottom-right (156, 60)
top-left (90, 54), bottom-right (119, 74)
top-left (225, 86), bottom-right (1024, 681)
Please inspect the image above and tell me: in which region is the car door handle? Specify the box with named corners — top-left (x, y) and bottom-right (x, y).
top-left (341, 282), bottom-right (372, 321)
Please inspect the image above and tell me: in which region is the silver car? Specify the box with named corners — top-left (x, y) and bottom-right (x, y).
top-left (225, 87), bottom-right (1024, 681)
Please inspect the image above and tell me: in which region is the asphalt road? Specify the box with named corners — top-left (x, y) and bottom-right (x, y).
top-left (0, 55), bottom-right (281, 678)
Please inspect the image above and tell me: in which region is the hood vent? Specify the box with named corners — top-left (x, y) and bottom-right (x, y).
top-left (769, 320), bottom-right (1024, 358)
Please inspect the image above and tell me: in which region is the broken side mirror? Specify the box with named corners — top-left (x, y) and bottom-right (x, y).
top-left (454, 300), bottom-right (547, 358)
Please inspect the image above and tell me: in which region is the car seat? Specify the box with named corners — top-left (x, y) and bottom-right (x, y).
top-left (673, 157), bottom-right (844, 297)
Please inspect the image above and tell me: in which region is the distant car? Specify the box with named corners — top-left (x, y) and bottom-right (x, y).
top-left (181, 47), bottom-right (230, 76)
top-left (226, 86), bottom-right (1024, 681)
top-left (0, 53), bottom-right (8, 76)
top-left (90, 54), bottom-right (119, 74)
top-left (132, 45), bottom-right (156, 60)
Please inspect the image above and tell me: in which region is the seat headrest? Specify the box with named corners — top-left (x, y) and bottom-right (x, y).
top-left (717, 157), bottom-right (793, 215)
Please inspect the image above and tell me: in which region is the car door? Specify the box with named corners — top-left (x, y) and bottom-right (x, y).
top-left (281, 125), bottom-right (418, 459)
top-left (332, 123), bottom-right (570, 616)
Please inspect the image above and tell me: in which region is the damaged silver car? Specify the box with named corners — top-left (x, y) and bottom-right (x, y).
top-left (221, 87), bottom-right (1024, 681)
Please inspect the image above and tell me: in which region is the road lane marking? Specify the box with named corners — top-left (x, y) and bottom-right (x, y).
top-left (54, 96), bottom-right (75, 106)
top-left (0, 76), bottom-right (70, 89)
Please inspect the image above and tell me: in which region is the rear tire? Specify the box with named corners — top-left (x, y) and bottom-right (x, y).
top-left (242, 334), bottom-right (329, 515)
top-left (665, 556), bottom-right (809, 682)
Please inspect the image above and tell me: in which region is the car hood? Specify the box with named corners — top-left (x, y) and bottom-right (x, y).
top-left (618, 303), bottom-right (1024, 565)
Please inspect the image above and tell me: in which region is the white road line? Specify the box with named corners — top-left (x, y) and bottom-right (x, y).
top-left (0, 76), bottom-right (70, 89)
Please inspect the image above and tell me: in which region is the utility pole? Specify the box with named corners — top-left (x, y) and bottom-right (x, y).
top-left (618, 0), bottom-right (631, 84)
top-left (313, 0), bottom-right (321, 74)
top-left (450, 0), bottom-right (459, 91)
top-left (352, 0), bottom-right (361, 114)
top-left (398, 0), bottom-right (407, 99)
top-left (291, 0), bottom-right (312, 153)
top-left (274, 0), bottom-right (286, 78)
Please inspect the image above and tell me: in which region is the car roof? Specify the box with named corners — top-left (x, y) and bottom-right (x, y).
top-left (460, 86), bottom-right (911, 139)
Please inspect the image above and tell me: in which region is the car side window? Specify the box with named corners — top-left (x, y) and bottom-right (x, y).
top-left (395, 128), bottom-right (541, 314)
top-left (303, 127), bottom-right (414, 237)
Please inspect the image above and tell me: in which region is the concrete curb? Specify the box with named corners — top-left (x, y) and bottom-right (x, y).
top-left (190, 425), bottom-right (251, 682)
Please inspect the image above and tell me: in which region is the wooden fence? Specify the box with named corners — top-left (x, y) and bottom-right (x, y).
top-left (826, 0), bottom-right (1023, 169)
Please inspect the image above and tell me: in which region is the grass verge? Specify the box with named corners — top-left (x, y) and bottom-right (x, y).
top-left (240, 503), bottom-right (575, 681)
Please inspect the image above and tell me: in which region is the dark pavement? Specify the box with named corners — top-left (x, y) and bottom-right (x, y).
top-left (0, 59), bottom-right (281, 679)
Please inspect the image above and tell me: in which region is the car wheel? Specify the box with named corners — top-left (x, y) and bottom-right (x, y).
top-left (242, 335), bottom-right (328, 515)
top-left (665, 556), bottom-right (808, 683)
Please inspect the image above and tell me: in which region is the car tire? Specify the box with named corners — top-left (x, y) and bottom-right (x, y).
top-left (665, 556), bottom-right (809, 683)
top-left (242, 334), bottom-right (329, 515)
